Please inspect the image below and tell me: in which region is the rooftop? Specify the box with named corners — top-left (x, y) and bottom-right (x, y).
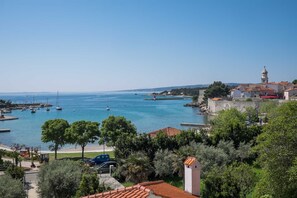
top-left (148, 127), bottom-right (181, 138)
top-left (82, 180), bottom-right (198, 198)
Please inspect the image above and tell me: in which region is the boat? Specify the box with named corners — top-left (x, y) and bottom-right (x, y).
top-left (106, 106), bottom-right (110, 111)
top-left (31, 109), bottom-right (36, 113)
top-left (56, 91), bottom-right (62, 111)
top-left (46, 98), bottom-right (50, 111)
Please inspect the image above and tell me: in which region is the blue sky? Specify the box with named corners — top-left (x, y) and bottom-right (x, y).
top-left (0, 0), bottom-right (296, 92)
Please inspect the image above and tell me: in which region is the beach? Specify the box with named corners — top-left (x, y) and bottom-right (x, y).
top-left (0, 143), bottom-right (113, 153)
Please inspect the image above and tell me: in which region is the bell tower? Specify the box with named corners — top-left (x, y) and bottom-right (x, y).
top-left (261, 66), bottom-right (268, 83)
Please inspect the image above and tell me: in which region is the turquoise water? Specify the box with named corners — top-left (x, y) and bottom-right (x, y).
top-left (0, 92), bottom-right (205, 149)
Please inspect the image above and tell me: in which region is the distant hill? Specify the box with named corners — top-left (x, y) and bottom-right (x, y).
top-left (127, 83), bottom-right (240, 92)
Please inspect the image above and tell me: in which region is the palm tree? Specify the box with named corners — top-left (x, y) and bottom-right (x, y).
top-left (120, 152), bottom-right (153, 183)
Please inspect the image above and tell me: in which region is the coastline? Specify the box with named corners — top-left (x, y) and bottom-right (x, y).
top-left (0, 143), bottom-right (113, 154)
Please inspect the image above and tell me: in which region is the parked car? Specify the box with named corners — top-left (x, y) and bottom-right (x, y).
top-left (87, 154), bottom-right (110, 166)
top-left (95, 160), bottom-right (117, 174)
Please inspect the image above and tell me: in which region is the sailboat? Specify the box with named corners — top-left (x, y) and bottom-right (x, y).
top-left (46, 98), bottom-right (50, 112)
top-left (56, 92), bottom-right (62, 111)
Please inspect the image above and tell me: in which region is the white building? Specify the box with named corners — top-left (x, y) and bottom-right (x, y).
top-left (284, 88), bottom-right (297, 100)
top-left (184, 157), bottom-right (201, 196)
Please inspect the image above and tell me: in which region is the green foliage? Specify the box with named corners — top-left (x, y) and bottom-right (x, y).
top-left (175, 129), bottom-right (202, 147)
top-left (37, 160), bottom-right (82, 198)
top-left (259, 101), bottom-right (278, 115)
top-left (5, 164), bottom-right (25, 180)
top-left (256, 101), bottom-right (297, 198)
top-left (169, 87), bottom-right (204, 96)
top-left (0, 175), bottom-right (26, 198)
top-left (153, 131), bottom-right (178, 150)
top-left (76, 173), bottom-right (101, 197)
top-left (117, 152), bottom-right (153, 183)
top-left (114, 133), bottom-right (156, 161)
top-left (292, 79), bottom-right (297, 84)
top-left (203, 81), bottom-right (230, 102)
top-left (153, 149), bottom-right (176, 177)
top-left (203, 163), bottom-right (256, 198)
top-left (192, 95), bottom-right (198, 102)
top-left (211, 108), bottom-right (247, 147)
top-left (41, 119), bottom-right (70, 159)
top-left (66, 120), bottom-right (100, 159)
top-left (100, 116), bottom-right (137, 146)
top-left (244, 107), bottom-right (259, 124)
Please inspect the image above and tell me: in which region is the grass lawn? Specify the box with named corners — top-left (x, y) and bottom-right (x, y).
top-left (122, 181), bottom-right (134, 187)
top-left (49, 151), bottom-right (115, 161)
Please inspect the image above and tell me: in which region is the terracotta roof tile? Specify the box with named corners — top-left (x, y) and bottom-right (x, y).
top-left (82, 180), bottom-right (199, 198)
top-left (184, 157), bottom-right (197, 166)
top-left (148, 127), bottom-right (181, 137)
top-left (81, 186), bottom-right (150, 198)
top-left (211, 97), bottom-right (222, 101)
top-left (140, 180), bottom-right (198, 198)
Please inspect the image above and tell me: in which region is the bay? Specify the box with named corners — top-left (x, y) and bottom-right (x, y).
top-left (0, 92), bottom-right (205, 149)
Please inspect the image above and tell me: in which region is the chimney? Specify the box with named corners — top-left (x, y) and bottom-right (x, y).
top-left (184, 157), bottom-right (201, 196)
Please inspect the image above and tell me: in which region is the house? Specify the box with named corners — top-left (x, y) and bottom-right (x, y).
top-left (148, 127), bottom-right (181, 138)
top-left (284, 88), bottom-right (297, 100)
top-left (82, 157), bottom-right (201, 198)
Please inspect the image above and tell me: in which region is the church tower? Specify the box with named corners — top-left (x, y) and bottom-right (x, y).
top-left (261, 66), bottom-right (268, 83)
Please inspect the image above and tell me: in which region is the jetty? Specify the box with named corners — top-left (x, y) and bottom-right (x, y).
top-left (0, 129), bottom-right (10, 133)
top-left (180, 122), bottom-right (211, 129)
top-left (145, 97), bottom-right (185, 101)
top-left (0, 116), bottom-right (19, 121)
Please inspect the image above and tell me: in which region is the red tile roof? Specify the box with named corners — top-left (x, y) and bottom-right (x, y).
top-left (82, 185), bottom-right (150, 198)
top-left (184, 157), bottom-right (197, 166)
top-left (148, 127), bottom-right (181, 138)
top-left (211, 97), bottom-right (222, 101)
top-left (82, 180), bottom-right (198, 198)
top-left (140, 180), bottom-right (198, 198)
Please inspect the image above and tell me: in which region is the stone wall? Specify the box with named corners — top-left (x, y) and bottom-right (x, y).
top-left (208, 98), bottom-right (260, 115)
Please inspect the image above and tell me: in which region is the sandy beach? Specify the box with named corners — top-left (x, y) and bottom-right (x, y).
top-left (0, 143), bottom-right (113, 153)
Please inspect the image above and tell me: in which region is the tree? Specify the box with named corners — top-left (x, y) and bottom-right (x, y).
top-left (153, 149), bottom-right (175, 177)
top-left (5, 164), bottom-right (24, 180)
top-left (203, 81), bottom-right (230, 103)
top-left (244, 107), bottom-right (259, 124)
top-left (76, 173), bottom-right (100, 197)
top-left (256, 101), bottom-right (297, 198)
top-left (37, 160), bottom-right (82, 198)
top-left (211, 108), bottom-right (248, 147)
top-left (66, 121), bottom-right (100, 160)
top-left (292, 79), bottom-right (297, 84)
top-left (0, 175), bottom-right (26, 198)
top-left (203, 163), bottom-right (256, 198)
top-left (100, 116), bottom-right (137, 146)
top-left (175, 129), bottom-right (202, 147)
top-left (153, 131), bottom-right (178, 151)
top-left (41, 119), bottom-right (70, 159)
top-left (118, 152), bottom-right (153, 183)
top-left (114, 133), bottom-right (156, 161)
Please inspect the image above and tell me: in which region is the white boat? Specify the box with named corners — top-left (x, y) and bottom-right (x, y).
top-left (106, 106), bottom-right (110, 111)
top-left (31, 109), bottom-right (36, 113)
top-left (56, 92), bottom-right (62, 111)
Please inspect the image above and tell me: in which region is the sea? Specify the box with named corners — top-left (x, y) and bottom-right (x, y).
top-left (0, 92), bottom-right (205, 149)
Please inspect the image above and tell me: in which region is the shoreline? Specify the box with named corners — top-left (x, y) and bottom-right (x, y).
top-left (0, 143), bottom-right (114, 154)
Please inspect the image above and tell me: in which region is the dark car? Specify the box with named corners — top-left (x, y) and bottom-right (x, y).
top-left (87, 154), bottom-right (110, 166)
top-left (96, 161), bottom-right (117, 174)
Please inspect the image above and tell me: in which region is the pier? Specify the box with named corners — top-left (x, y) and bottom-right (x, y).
top-left (180, 122), bottom-right (211, 129)
top-left (0, 129), bottom-right (11, 133)
top-left (0, 116), bottom-right (19, 121)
